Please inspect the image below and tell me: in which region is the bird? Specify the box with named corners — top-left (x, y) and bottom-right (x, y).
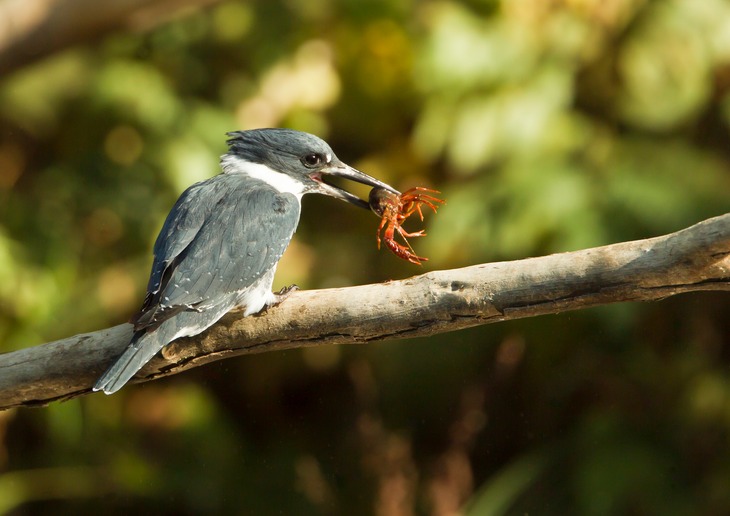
top-left (94, 128), bottom-right (398, 394)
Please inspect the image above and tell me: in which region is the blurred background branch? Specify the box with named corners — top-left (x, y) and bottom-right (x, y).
top-left (0, 0), bottom-right (223, 75)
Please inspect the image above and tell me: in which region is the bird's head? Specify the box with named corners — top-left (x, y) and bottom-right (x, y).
top-left (222, 128), bottom-right (399, 208)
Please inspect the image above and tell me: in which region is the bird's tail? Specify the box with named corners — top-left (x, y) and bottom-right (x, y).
top-left (93, 330), bottom-right (166, 394)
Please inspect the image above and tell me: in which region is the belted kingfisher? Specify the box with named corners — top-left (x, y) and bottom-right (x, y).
top-left (94, 128), bottom-right (398, 394)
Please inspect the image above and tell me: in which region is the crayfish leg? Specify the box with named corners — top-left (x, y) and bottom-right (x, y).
top-left (383, 237), bottom-right (427, 265)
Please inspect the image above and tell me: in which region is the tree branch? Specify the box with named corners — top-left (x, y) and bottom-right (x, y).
top-left (0, 0), bottom-right (222, 76)
top-left (1, 213), bottom-right (728, 410)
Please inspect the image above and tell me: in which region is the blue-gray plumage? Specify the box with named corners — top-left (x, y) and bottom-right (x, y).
top-left (94, 128), bottom-right (398, 394)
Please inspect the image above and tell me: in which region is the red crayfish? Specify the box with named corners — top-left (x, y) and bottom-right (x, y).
top-left (369, 186), bottom-right (445, 265)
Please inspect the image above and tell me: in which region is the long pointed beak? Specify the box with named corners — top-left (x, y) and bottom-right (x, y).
top-left (313, 163), bottom-right (400, 210)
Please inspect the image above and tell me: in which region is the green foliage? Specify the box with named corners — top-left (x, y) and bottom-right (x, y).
top-left (1, 0), bottom-right (729, 513)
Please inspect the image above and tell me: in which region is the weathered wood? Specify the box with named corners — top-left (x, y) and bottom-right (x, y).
top-left (0, 213), bottom-right (728, 410)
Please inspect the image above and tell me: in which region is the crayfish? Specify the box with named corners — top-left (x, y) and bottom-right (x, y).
top-left (369, 186), bottom-right (445, 265)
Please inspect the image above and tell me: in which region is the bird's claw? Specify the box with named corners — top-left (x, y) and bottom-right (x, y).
top-left (257, 285), bottom-right (300, 315)
top-left (276, 284), bottom-right (300, 297)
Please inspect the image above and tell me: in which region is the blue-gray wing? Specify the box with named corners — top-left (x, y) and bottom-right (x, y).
top-left (131, 174), bottom-right (300, 330)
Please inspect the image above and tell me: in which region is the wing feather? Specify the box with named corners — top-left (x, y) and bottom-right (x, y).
top-left (132, 174), bottom-right (300, 331)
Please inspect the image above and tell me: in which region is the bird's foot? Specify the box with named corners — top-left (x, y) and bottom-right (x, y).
top-left (258, 285), bottom-right (299, 315)
top-left (276, 284), bottom-right (300, 298)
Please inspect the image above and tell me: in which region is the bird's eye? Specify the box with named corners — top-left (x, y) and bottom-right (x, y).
top-left (301, 153), bottom-right (324, 168)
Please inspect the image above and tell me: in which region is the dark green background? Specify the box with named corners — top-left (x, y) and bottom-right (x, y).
top-left (1, 0), bottom-right (729, 514)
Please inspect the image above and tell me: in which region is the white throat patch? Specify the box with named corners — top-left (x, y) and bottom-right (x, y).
top-left (220, 155), bottom-right (306, 199)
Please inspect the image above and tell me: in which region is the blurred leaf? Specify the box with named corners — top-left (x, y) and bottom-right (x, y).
top-left (463, 449), bottom-right (549, 516)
